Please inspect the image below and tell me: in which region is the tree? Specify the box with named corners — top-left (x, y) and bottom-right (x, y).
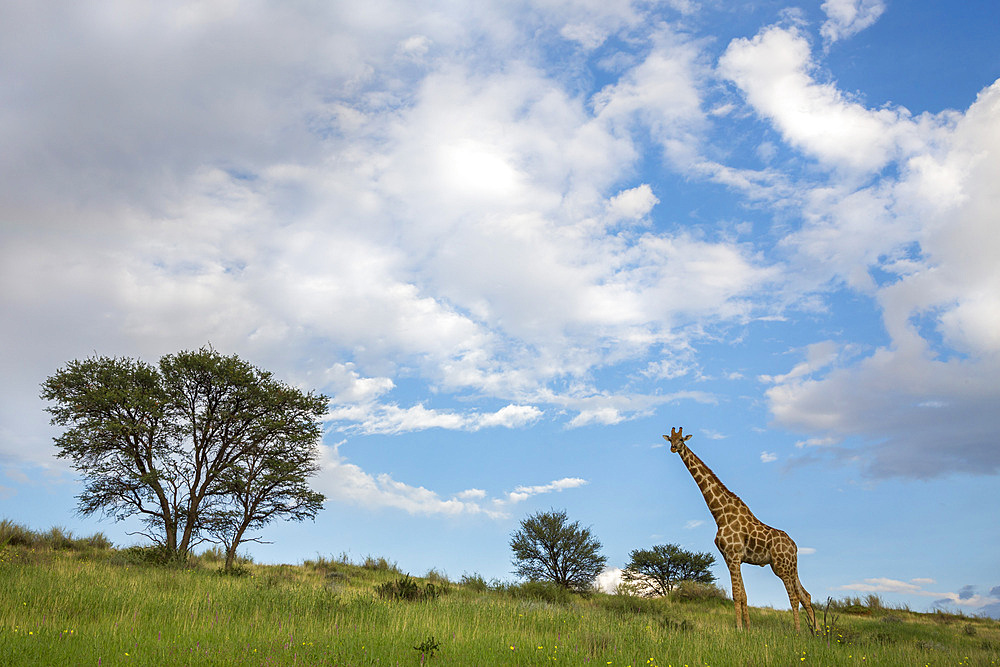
top-left (41, 346), bottom-right (328, 563)
top-left (510, 509), bottom-right (607, 592)
top-left (202, 428), bottom-right (325, 570)
top-left (621, 543), bottom-right (716, 597)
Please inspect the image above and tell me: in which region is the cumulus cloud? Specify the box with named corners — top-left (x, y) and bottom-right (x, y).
top-left (0, 2), bottom-right (775, 459)
top-left (762, 81), bottom-right (1000, 478)
top-left (317, 442), bottom-right (587, 519)
top-left (719, 25), bottom-right (933, 175)
top-left (4, 0), bottom-right (999, 489)
top-left (326, 401), bottom-right (543, 436)
top-left (504, 477), bottom-right (588, 504)
top-left (820, 0), bottom-right (886, 44)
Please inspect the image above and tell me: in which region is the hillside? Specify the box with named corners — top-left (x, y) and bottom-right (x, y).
top-left (1, 522), bottom-right (998, 666)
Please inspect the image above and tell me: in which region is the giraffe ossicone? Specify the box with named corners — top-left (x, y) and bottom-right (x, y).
top-left (664, 426), bottom-right (818, 632)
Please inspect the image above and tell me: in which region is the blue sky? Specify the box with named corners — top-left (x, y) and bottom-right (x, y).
top-left (2, 0), bottom-right (998, 617)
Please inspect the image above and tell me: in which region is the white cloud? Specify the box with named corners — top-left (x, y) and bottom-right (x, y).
top-left (834, 577), bottom-right (930, 595)
top-left (593, 28), bottom-right (706, 167)
top-left (327, 401), bottom-right (543, 435)
top-left (595, 568), bottom-right (623, 594)
top-left (606, 184), bottom-right (659, 222)
top-left (683, 519), bottom-right (704, 529)
top-left (0, 4), bottom-right (794, 460)
top-left (505, 477), bottom-right (589, 504)
top-left (718, 25), bottom-right (929, 174)
top-left (760, 451), bottom-right (778, 463)
top-left (820, 0), bottom-right (886, 44)
top-left (794, 437), bottom-right (837, 449)
top-left (317, 443), bottom-right (586, 518)
top-left (764, 81), bottom-right (1000, 478)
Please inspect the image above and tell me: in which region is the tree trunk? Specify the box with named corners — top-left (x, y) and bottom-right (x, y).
top-left (224, 522), bottom-right (249, 571)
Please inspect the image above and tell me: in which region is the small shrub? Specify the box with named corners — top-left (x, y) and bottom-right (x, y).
top-left (375, 575), bottom-right (441, 601)
top-left (115, 544), bottom-right (186, 566)
top-left (424, 568), bottom-right (450, 585)
top-left (0, 519), bottom-right (35, 547)
top-left (460, 572), bottom-right (490, 592)
top-left (44, 527), bottom-right (75, 550)
top-left (304, 554), bottom-right (338, 572)
top-left (413, 635), bottom-right (442, 659)
top-left (504, 581), bottom-right (574, 604)
top-left (80, 532), bottom-right (113, 550)
top-left (362, 555), bottom-right (399, 573)
top-left (671, 580), bottom-right (729, 603)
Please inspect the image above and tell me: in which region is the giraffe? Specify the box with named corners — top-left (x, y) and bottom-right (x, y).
top-left (663, 426), bottom-right (817, 632)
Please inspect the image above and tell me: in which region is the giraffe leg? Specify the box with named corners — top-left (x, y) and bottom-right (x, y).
top-left (777, 572), bottom-right (802, 632)
top-left (773, 560), bottom-right (816, 632)
top-left (797, 577), bottom-right (818, 632)
top-left (726, 559), bottom-right (748, 630)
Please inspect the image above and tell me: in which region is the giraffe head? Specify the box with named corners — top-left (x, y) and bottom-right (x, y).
top-left (663, 426), bottom-right (692, 453)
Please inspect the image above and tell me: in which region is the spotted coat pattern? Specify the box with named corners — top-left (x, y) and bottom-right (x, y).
top-left (664, 426), bottom-right (818, 632)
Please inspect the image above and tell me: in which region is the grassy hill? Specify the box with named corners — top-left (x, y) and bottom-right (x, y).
top-left (1, 520), bottom-right (998, 666)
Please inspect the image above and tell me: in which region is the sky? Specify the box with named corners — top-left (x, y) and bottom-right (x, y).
top-left (1, 0), bottom-right (999, 618)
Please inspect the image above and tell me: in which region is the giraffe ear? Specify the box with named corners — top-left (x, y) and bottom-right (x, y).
top-left (684, 434), bottom-right (692, 442)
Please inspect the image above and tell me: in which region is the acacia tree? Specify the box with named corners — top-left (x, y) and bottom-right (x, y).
top-left (202, 426), bottom-right (325, 570)
top-left (510, 509), bottom-right (607, 592)
top-left (41, 346), bottom-right (328, 561)
top-left (622, 543), bottom-right (716, 597)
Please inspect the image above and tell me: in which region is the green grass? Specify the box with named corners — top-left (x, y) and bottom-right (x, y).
top-left (1, 521), bottom-right (998, 665)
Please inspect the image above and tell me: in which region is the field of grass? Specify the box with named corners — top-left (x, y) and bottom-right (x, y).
top-left (1, 520), bottom-right (998, 666)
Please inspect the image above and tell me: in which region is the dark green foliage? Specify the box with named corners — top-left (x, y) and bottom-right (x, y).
top-left (375, 575), bottom-right (442, 601)
top-left (115, 544), bottom-right (186, 566)
top-left (509, 509), bottom-right (607, 592)
top-left (413, 635), bottom-right (442, 659)
top-left (622, 543), bottom-right (716, 596)
top-left (41, 346), bottom-right (327, 567)
top-left (670, 580), bottom-right (729, 603)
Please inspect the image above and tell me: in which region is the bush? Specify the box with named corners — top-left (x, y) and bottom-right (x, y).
top-left (362, 555), bottom-right (400, 573)
top-left (375, 575), bottom-right (441, 601)
top-left (670, 580), bottom-right (729, 603)
top-left (502, 581), bottom-right (576, 604)
top-left (460, 573), bottom-right (491, 593)
top-left (0, 519), bottom-right (36, 548)
top-left (81, 532), bottom-right (113, 550)
top-left (115, 544), bottom-right (187, 566)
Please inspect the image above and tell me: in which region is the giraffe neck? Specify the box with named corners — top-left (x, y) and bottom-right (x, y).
top-left (676, 444), bottom-right (746, 524)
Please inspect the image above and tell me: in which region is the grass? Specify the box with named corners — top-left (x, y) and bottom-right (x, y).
top-left (1, 520), bottom-right (999, 665)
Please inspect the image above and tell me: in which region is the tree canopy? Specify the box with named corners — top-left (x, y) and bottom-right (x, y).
top-left (621, 543), bottom-right (716, 597)
top-left (41, 346), bottom-right (328, 566)
top-left (509, 509), bottom-right (607, 592)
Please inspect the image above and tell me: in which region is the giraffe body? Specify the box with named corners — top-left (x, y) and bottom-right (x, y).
top-left (664, 426), bottom-right (817, 632)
